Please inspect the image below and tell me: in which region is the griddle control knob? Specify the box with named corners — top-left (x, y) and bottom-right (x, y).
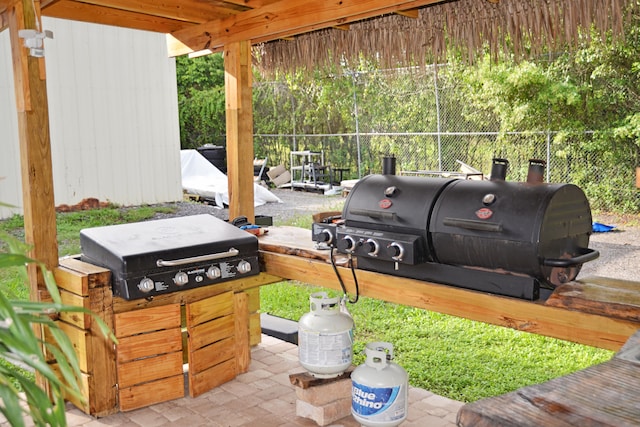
top-left (387, 242), bottom-right (405, 261)
top-left (342, 235), bottom-right (357, 253)
top-left (138, 278), bottom-right (155, 293)
top-left (482, 193), bottom-right (496, 205)
top-left (174, 271), bottom-right (189, 286)
top-left (237, 260), bottom-right (252, 274)
top-left (365, 238), bottom-right (380, 257)
top-left (206, 266), bottom-right (222, 279)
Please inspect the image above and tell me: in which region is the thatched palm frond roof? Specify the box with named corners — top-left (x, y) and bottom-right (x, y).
top-left (255, 0), bottom-right (632, 71)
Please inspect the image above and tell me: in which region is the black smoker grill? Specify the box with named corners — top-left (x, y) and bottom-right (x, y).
top-left (313, 159), bottom-right (599, 300)
top-left (80, 214), bottom-right (259, 300)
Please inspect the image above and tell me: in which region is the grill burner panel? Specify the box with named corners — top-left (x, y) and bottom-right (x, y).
top-left (81, 214), bottom-right (259, 300)
top-left (335, 226), bottom-right (424, 265)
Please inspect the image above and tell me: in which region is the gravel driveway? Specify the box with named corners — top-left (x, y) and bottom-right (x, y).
top-left (166, 188), bottom-right (345, 224)
top-left (581, 214), bottom-right (640, 281)
top-left (165, 188), bottom-right (639, 282)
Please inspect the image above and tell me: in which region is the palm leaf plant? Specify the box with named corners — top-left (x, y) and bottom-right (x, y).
top-left (0, 210), bottom-right (115, 426)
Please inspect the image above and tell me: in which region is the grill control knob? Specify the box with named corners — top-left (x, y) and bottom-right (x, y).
top-left (237, 260), bottom-right (252, 274)
top-left (138, 278), bottom-right (155, 293)
top-left (174, 271), bottom-right (189, 286)
top-left (206, 266), bottom-right (222, 279)
top-left (387, 242), bottom-right (405, 261)
top-left (365, 238), bottom-right (380, 256)
top-left (319, 229), bottom-right (334, 245)
top-left (342, 235), bottom-right (357, 253)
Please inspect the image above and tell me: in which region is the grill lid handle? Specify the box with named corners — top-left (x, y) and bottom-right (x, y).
top-left (349, 208), bottom-right (397, 221)
top-left (443, 217), bottom-right (503, 232)
top-left (156, 248), bottom-right (240, 267)
top-left (542, 248), bottom-right (600, 267)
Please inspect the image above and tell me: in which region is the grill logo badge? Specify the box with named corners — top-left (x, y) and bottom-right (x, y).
top-left (475, 208), bottom-right (493, 219)
top-left (379, 199), bottom-right (392, 209)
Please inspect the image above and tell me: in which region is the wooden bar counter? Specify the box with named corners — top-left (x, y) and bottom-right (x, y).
top-left (50, 225), bottom-right (639, 417)
top-left (258, 226), bottom-right (640, 351)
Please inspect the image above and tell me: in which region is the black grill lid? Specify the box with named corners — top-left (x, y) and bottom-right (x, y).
top-left (80, 214), bottom-right (258, 277)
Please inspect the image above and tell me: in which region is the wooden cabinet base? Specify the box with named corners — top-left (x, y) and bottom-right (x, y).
top-left (51, 259), bottom-right (277, 416)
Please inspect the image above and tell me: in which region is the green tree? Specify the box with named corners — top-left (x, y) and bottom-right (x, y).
top-left (176, 54), bottom-right (226, 148)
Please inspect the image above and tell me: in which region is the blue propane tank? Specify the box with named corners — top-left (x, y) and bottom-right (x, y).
top-left (351, 342), bottom-right (408, 427)
top-left (298, 292), bottom-right (354, 378)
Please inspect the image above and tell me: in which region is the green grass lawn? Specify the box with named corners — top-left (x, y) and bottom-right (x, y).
top-left (0, 204), bottom-right (614, 403)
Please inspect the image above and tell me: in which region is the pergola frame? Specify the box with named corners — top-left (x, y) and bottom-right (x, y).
top-left (0, 0), bottom-right (446, 301)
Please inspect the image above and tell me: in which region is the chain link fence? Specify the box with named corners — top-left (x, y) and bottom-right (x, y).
top-left (253, 67), bottom-right (640, 212)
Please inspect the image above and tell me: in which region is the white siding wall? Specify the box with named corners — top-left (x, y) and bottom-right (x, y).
top-left (0, 27), bottom-right (22, 219)
top-left (0, 18), bottom-right (183, 219)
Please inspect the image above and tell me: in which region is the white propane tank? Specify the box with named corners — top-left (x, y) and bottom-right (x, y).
top-left (298, 292), bottom-right (354, 378)
top-left (351, 342), bottom-right (408, 427)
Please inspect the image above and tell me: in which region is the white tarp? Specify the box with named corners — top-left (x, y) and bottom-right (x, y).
top-left (180, 149), bottom-right (282, 207)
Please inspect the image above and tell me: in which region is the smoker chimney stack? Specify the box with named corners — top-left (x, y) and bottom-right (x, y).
top-left (382, 155), bottom-right (396, 175)
top-left (526, 159), bottom-right (546, 184)
top-left (490, 158), bottom-right (509, 181)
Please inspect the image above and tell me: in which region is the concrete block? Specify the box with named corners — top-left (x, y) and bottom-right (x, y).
top-left (295, 377), bottom-right (352, 406)
top-left (296, 397), bottom-right (351, 426)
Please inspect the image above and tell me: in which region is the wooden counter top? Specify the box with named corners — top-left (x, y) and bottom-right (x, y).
top-left (457, 330), bottom-right (640, 426)
top-left (258, 226), bottom-right (640, 351)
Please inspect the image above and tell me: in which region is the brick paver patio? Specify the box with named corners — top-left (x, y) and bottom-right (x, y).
top-left (5, 335), bottom-right (463, 427)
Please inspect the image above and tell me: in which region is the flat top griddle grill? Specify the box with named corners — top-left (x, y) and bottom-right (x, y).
top-left (81, 214), bottom-right (259, 300)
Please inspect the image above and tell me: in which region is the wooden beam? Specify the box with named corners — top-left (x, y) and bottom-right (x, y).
top-left (42, 0), bottom-right (193, 33)
top-left (0, 0), bottom-right (10, 14)
top-left (261, 251), bottom-right (640, 351)
top-left (63, 0), bottom-right (248, 24)
top-left (167, 0), bottom-right (448, 56)
top-left (224, 40), bottom-right (255, 223)
top-left (8, 0), bottom-right (59, 289)
top-left (221, 0), bottom-right (283, 9)
top-left (1, 8), bottom-right (7, 31)
top-left (187, 48), bottom-right (222, 59)
top-left (395, 8), bottom-right (419, 18)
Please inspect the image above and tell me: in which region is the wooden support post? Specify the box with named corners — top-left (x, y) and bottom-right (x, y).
top-left (233, 291), bottom-right (250, 374)
top-left (224, 40), bottom-right (255, 223)
top-left (7, 0), bottom-right (59, 298)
